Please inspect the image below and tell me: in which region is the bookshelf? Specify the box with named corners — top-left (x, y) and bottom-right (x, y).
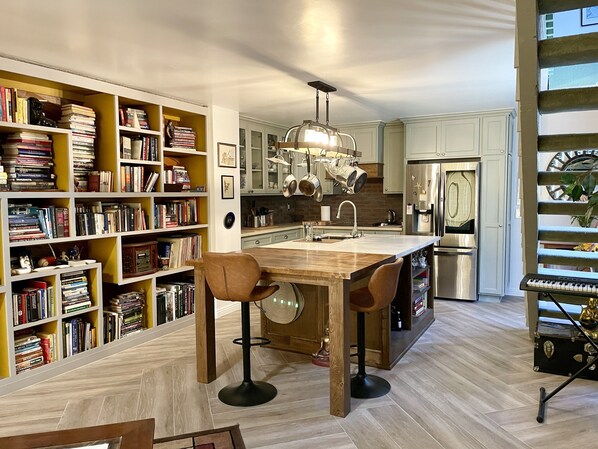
top-left (0, 65), bottom-right (208, 393)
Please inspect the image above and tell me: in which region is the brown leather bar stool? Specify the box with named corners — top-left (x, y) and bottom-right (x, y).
top-left (350, 257), bottom-right (404, 398)
top-left (203, 252), bottom-right (280, 406)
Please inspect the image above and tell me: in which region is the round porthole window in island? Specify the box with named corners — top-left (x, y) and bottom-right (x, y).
top-left (546, 150), bottom-right (598, 200)
top-left (259, 282), bottom-right (304, 324)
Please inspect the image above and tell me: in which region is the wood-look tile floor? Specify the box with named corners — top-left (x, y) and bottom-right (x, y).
top-left (1, 297), bottom-right (597, 448)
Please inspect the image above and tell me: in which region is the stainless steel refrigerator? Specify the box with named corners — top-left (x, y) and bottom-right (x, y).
top-left (404, 161), bottom-right (480, 301)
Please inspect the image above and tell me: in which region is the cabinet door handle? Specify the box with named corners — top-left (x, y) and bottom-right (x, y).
top-left (255, 239), bottom-right (260, 245)
top-left (284, 235), bottom-right (288, 239)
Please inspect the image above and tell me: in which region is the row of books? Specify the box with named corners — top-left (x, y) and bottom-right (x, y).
top-left (120, 106), bottom-right (149, 129)
top-left (59, 104), bottom-right (97, 191)
top-left (75, 202), bottom-right (148, 236)
top-left (8, 203), bottom-right (69, 242)
top-left (61, 270), bottom-right (92, 315)
top-left (156, 280), bottom-right (195, 325)
top-left (121, 135), bottom-right (159, 161)
top-left (156, 234), bottom-right (201, 270)
top-left (104, 291), bottom-right (145, 343)
top-left (165, 125), bottom-right (196, 150)
top-left (88, 170), bottom-right (113, 193)
top-left (63, 317), bottom-right (96, 357)
top-left (12, 281), bottom-right (56, 326)
top-left (119, 165), bottom-right (159, 192)
top-left (1, 132), bottom-right (57, 191)
top-left (154, 199), bottom-right (198, 229)
top-left (163, 164), bottom-right (190, 190)
top-left (0, 87), bottom-right (30, 124)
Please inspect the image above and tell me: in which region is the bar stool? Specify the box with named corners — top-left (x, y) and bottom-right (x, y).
top-left (203, 252), bottom-right (280, 406)
top-left (350, 257), bottom-right (404, 398)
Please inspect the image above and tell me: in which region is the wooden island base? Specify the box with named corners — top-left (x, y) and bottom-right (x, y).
top-left (261, 243), bottom-right (436, 370)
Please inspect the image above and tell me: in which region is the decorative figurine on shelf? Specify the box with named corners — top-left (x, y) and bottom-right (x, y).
top-left (580, 297), bottom-right (598, 340)
top-left (312, 327), bottom-right (330, 367)
top-left (67, 245), bottom-right (81, 260)
top-left (57, 251), bottom-right (70, 265)
top-left (11, 255), bottom-right (32, 275)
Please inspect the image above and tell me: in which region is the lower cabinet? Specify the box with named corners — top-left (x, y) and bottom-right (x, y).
top-left (241, 228), bottom-right (302, 249)
top-left (260, 243), bottom-right (435, 369)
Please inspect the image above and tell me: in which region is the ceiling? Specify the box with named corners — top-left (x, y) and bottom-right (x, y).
top-left (0, 0), bottom-right (517, 127)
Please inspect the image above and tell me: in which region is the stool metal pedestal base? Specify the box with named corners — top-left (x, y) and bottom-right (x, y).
top-left (218, 380), bottom-right (277, 407)
top-left (351, 373), bottom-right (390, 399)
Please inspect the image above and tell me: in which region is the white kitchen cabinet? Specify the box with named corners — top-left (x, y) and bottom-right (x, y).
top-left (478, 110), bottom-right (514, 301)
top-left (404, 116), bottom-right (480, 160)
top-left (240, 118), bottom-right (288, 195)
top-left (383, 121), bottom-right (405, 194)
top-left (338, 122), bottom-right (384, 163)
top-left (481, 115), bottom-right (509, 155)
top-left (241, 233), bottom-right (274, 248)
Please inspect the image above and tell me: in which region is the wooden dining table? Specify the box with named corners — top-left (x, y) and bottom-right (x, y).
top-left (190, 246), bottom-right (396, 417)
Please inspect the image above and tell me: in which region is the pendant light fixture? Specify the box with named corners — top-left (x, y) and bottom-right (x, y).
top-left (275, 81), bottom-right (366, 196)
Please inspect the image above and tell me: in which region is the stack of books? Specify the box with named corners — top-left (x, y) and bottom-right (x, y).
top-left (413, 293), bottom-right (427, 318)
top-left (63, 317), bottom-right (95, 357)
top-left (104, 291), bottom-right (145, 342)
top-left (1, 132), bottom-right (56, 191)
top-left (8, 203), bottom-right (47, 242)
top-left (61, 270), bottom-right (92, 314)
top-left (14, 333), bottom-right (44, 374)
top-left (59, 104), bottom-right (97, 191)
top-left (165, 125), bottom-right (196, 150)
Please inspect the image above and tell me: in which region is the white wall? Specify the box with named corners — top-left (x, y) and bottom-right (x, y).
top-left (208, 105), bottom-right (241, 317)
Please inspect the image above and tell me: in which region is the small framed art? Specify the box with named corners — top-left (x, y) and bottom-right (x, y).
top-left (221, 175), bottom-right (234, 199)
top-left (218, 142), bottom-right (237, 168)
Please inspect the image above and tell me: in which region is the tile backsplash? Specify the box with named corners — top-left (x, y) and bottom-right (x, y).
top-left (241, 179), bottom-right (403, 227)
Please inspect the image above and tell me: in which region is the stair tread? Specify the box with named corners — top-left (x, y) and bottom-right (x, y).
top-left (538, 133), bottom-right (598, 152)
top-left (539, 87), bottom-right (598, 114)
top-left (539, 33), bottom-right (598, 68)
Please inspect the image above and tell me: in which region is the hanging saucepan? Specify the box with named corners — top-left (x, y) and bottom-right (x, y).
top-left (282, 155), bottom-right (297, 198)
top-left (335, 165), bottom-right (357, 190)
top-left (351, 165), bottom-right (368, 194)
top-left (299, 153), bottom-right (320, 197)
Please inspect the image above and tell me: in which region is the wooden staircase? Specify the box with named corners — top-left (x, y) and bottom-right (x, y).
top-left (517, 0), bottom-right (598, 334)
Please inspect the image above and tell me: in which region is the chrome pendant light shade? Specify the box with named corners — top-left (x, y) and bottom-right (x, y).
top-left (273, 80), bottom-right (366, 199)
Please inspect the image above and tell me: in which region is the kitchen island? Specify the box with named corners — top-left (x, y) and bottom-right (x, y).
top-left (190, 234), bottom-right (438, 417)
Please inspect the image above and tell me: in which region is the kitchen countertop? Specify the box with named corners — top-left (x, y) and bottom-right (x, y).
top-left (265, 234), bottom-right (438, 258)
top-left (241, 222), bottom-right (403, 237)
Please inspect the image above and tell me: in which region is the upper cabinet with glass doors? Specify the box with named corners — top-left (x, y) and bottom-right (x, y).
top-left (239, 118), bottom-right (288, 195)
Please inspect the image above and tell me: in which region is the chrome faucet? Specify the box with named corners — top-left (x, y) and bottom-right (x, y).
top-left (336, 200), bottom-right (361, 238)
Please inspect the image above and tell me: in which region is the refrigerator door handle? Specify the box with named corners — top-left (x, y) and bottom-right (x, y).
top-left (435, 249), bottom-right (476, 256)
top-left (437, 172), bottom-right (445, 237)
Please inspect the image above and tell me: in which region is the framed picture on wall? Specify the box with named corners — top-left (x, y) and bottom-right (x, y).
top-left (221, 175), bottom-right (234, 199)
top-left (581, 7), bottom-right (598, 26)
top-left (218, 142), bottom-right (237, 168)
